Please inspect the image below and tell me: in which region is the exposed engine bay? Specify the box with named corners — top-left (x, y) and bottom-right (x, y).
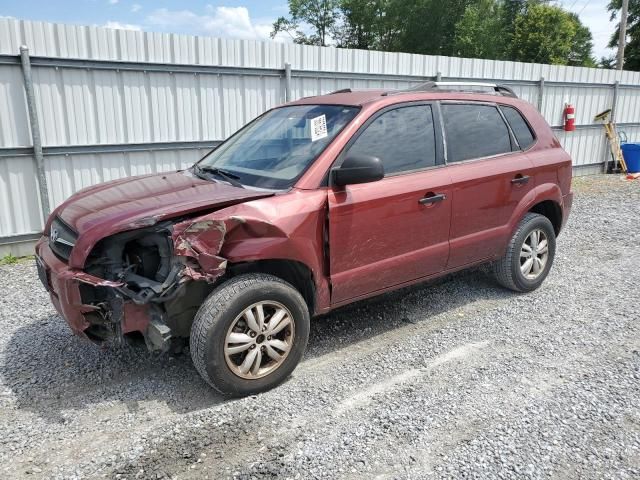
top-left (79, 221), bottom-right (220, 353)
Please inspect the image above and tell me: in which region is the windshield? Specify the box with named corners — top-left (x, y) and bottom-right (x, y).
top-left (197, 104), bottom-right (359, 189)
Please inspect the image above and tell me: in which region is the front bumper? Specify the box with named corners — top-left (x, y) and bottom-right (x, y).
top-left (35, 237), bottom-right (149, 338)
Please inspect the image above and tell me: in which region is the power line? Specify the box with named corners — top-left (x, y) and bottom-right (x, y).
top-left (568, 0), bottom-right (581, 10)
top-left (576, 0), bottom-right (593, 16)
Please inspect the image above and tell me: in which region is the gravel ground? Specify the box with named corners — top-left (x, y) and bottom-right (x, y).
top-left (1, 174), bottom-right (639, 480)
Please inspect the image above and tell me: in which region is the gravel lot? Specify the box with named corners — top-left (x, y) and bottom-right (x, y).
top-left (1, 174), bottom-right (639, 479)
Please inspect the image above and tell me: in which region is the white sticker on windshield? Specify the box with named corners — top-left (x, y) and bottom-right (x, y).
top-left (310, 114), bottom-right (328, 142)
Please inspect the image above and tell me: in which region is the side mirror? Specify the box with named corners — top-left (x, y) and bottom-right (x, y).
top-left (332, 154), bottom-right (384, 187)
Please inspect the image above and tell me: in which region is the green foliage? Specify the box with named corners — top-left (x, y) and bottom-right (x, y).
top-left (396, 0), bottom-right (476, 55)
top-left (600, 55), bottom-right (617, 69)
top-left (568, 13), bottom-right (597, 67)
top-left (271, 0), bottom-right (341, 46)
top-left (511, 3), bottom-right (595, 66)
top-left (0, 253), bottom-right (19, 265)
top-left (272, 0), bottom-right (598, 67)
top-left (607, 0), bottom-right (640, 70)
top-left (453, 0), bottom-right (507, 59)
top-left (335, 0), bottom-right (404, 50)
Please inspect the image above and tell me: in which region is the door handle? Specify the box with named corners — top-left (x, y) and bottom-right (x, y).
top-left (419, 193), bottom-right (446, 205)
top-left (511, 175), bottom-right (530, 185)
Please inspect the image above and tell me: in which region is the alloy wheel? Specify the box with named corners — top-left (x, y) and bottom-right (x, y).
top-left (520, 228), bottom-right (549, 280)
top-left (223, 301), bottom-right (295, 379)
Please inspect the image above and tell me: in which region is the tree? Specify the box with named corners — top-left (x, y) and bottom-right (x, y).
top-left (271, 0), bottom-right (597, 68)
top-left (600, 55), bottom-right (617, 68)
top-left (335, 0), bottom-right (403, 50)
top-left (567, 13), bottom-right (597, 67)
top-left (607, 0), bottom-right (640, 70)
top-left (397, 0), bottom-right (477, 56)
top-left (453, 0), bottom-right (507, 59)
top-left (502, 0), bottom-right (528, 40)
top-left (511, 3), bottom-right (595, 66)
top-left (271, 0), bottom-right (341, 46)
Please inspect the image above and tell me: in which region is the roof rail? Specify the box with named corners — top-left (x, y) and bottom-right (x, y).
top-left (328, 88), bottom-right (353, 94)
top-left (395, 81), bottom-right (517, 98)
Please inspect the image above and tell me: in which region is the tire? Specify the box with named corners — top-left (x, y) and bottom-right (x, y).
top-left (493, 212), bottom-right (556, 293)
top-left (190, 273), bottom-right (310, 396)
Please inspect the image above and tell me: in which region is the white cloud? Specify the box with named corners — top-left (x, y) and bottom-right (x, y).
top-left (146, 6), bottom-right (276, 41)
top-left (108, 0), bottom-right (119, 4)
top-left (103, 21), bottom-right (142, 31)
top-left (131, 3), bottom-right (142, 13)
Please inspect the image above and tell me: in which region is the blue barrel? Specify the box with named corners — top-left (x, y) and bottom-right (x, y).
top-left (621, 143), bottom-right (640, 173)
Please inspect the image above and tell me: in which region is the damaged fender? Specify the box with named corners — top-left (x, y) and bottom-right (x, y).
top-left (168, 189), bottom-right (330, 313)
top-left (171, 214), bottom-right (286, 282)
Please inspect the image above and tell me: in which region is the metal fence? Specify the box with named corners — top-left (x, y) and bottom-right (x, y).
top-left (1, 18), bottom-right (640, 255)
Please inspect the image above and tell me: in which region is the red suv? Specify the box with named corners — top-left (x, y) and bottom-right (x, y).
top-left (35, 82), bottom-right (573, 396)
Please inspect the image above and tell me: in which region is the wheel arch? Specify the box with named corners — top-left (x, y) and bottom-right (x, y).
top-left (510, 183), bottom-right (564, 235)
top-left (528, 199), bottom-right (563, 236)
top-left (226, 259), bottom-right (316, 315)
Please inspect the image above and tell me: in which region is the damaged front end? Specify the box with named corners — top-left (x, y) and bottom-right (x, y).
top-left (68, 217), bottom-right (237, 353)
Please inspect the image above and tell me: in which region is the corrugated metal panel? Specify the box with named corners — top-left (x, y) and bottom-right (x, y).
top-left (0, 65), bottom-right (30, 147)
top-left (44, 149), bottom-right (207, 209)
top-left (542, 85), bottom-right (613, 126)
top-left (1, 18), bottom-right (640, 246)
top-left (20, 68), bottom-right (283, 147)
top-left (615, 88), bottom-right (640, 125)
top-left (555, 129), bottom-right (609, 167)
top-left (621, 125), bottom-right (640, 145)
top-left (0, 156), bottom-right (43, 237)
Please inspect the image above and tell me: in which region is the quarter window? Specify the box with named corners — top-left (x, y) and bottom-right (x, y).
top-left (501, 105), bottom-right (535, 150)
top-left (441, 104), bottom-right (512, 162)
top-left (347, 105), bottom-right (437, 175)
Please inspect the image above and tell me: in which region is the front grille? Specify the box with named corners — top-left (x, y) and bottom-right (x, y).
top-left (49, 216), bottom-right (78, 262)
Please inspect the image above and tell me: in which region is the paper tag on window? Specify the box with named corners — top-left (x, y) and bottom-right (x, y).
top-left (310, 114), bottom-right (328, 142)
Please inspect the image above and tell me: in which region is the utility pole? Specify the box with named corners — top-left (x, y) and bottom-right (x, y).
top-left (617, 0), bottom-right (629, 70)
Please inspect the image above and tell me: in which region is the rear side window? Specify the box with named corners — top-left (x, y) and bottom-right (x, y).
top-left (441, 104), bottom-right (512, 162)
top-left (501, 105), bottom-right (535, 150)
top-left (347, 105), bottom-right (437, 175)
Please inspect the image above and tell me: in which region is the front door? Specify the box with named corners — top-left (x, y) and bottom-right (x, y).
top-left (328, 104), bottom-right (452, 304)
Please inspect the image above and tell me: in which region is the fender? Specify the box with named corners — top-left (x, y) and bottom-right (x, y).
top-left (503, 182), bottom-right (564, 250)
top-left (171, 189), bottom-right (331, 312)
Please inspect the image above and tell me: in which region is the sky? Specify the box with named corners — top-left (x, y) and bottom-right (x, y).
top-left (0, 0), bottom-right (619, 60)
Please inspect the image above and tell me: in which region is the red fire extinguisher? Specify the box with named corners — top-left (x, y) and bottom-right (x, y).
top-left (564, 103), bottom-right (576, 131)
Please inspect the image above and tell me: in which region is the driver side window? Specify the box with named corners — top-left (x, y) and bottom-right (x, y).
top-left (347, 105), bottom-right (437, 175)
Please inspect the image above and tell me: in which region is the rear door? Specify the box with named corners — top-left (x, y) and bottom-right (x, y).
top-left (441, 102), bottom-right (536, 268)
top-left (328, 103), bottom-right (452, 304)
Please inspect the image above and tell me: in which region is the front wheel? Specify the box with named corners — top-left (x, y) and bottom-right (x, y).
top-left (493, 212), bottom-right (556, 292)
top-left (190, 273), bottom-right (310, 396)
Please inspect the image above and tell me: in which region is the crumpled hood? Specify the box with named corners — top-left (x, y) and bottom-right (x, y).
top-left (51, 170), bottom-right (273, 267)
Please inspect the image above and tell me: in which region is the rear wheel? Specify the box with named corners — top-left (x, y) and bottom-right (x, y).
top-left (493, 213), bottom-right (556, 292)
top-left (190, 273), bottom-right (310, 396)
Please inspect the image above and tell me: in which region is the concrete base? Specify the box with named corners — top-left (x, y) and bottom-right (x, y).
top-left (0, 239), bottom-right (38, 259)
top-left (573, 163), bottom-right (605, 177)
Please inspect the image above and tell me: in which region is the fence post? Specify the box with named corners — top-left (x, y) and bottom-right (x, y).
top-left (19, 45), bottom-right (50, 219)
top-left (611, 80), bottom-right (620, 122)
top-left (605, 81), bottom-right (620, 173)
top-left (284, 62), bottom-right (292, 102)
top-left (538, 76), bottom-right (545, 112)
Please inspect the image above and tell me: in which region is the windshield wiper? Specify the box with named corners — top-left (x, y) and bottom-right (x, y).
top-left (194, 165), bottom-right (244, 188)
